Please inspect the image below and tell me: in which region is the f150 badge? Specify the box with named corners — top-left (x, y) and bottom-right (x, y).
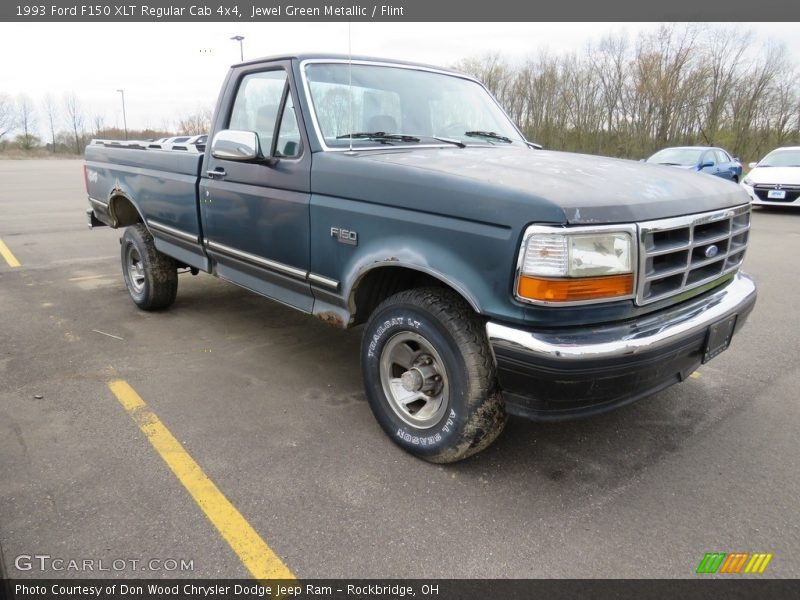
top-left (330, 227), bottom-right (358, 246)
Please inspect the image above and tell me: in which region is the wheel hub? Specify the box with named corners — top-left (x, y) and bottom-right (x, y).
top-left (126, 246), bottom-right (146, 294)
top-left (379, 332), bottom-right (449, 429)
top-left (400, 359), bottom-right (440, 393)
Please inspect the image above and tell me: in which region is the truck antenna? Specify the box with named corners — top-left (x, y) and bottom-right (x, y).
top-left (348, 21), bottom-right (353, 153)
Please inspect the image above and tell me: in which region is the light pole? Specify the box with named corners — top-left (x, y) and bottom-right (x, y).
top-left (230, 35), bottom-right (244, 61)
top-left (116, 89), bottom-right (128, 140)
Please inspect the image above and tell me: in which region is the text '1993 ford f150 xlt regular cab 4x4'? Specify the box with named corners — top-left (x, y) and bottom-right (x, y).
top-left (84, 54), bottom-right (757, 462)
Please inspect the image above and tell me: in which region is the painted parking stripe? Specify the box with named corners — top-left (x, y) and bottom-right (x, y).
top-left (0, 238), bottom-right (21, 268)
top-left (108, 379), bottom-right (295, 580)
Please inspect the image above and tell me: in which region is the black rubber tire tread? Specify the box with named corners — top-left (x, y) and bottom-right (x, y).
top-left (121, 224), bottom-right (178, 311)
top-left (362, 287), bottom-right (507, 463)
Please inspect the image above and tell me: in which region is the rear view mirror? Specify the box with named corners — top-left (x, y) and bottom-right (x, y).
top-left (211, 130), bottom-right (260, 161)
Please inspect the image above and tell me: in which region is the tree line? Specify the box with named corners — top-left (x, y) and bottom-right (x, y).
top-left (0, 91), bottom-right (211, 156)
top-left (455, 24), bottom-right (798, 161)
top-left (2, 25), bottom-right (797, 161)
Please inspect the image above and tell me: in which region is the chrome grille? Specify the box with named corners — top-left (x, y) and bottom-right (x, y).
top-left (636, 205), bottom-right (750, 305)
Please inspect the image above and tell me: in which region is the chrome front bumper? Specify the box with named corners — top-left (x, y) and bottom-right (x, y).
top-left (486, 273), bottom-right (757, 420)
top-left (487, 272), bottom-right (756, 363)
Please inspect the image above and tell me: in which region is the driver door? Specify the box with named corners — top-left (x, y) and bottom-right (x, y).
top-left (200, 66), bottom-right (312, 311)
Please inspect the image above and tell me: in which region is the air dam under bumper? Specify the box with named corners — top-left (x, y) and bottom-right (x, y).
top-left (486, 272), bottom-right (757, 421)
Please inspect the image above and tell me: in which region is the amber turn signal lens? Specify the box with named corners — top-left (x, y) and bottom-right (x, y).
top-left (517, 274), bottom-right (634, 303)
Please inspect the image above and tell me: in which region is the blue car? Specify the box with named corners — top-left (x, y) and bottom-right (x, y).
top-left (646, 146), bottom-right (742, 183)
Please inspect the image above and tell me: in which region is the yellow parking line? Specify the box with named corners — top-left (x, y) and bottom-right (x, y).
top-left (108, 379), bottom-right (295, 581)
top-left (0, 238), bottom-right (21, 268)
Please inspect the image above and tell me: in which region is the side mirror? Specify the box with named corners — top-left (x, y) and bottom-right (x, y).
top-left (700, 161), bottom-right (715, 169)
top-left (525, 141), bottom-right (543, 150)
top-left (211, 130), bottom-right (260, 161)
top-left (748, 162), bottom-right (758, 169)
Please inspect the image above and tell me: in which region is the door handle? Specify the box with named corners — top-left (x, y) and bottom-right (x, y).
top-left (206, 168), bottom-right (227, 179)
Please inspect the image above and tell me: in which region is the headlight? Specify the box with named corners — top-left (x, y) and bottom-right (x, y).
top-left (516, 226), bottom-right (635, 304)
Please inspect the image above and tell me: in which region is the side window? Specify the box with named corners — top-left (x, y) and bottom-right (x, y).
top-left (229, 70), bottom-right (288, 154)
top-left (702, 151), bottom-right (714, 166)
top-left (716, 150), bottom-right (729, 164)
top-left (275, 94), bottom-right (301, 158)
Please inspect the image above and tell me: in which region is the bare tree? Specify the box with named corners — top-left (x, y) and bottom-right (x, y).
top-left (63, 92), bottom-right (85, 154)
top-left (728, 43), bottom-right (786, 157)
top-left (92, 113), bottom-right (106, 135)
top-left (590, 34), bottom-right (630, 142)
top-left (454, 53), bottom-right (512, 101)
top-left (455, 25), bottom-right (799, 162)
top-left (16, 94), bottom-right (37, 150)
top-left (42, 94), bottom-right (59, 152)
top-left (177, 108), bottom-right (212, 135)
top-left (697, 27), bottom-right (749, 146)
top-left (0, 93), bottom-right (15, 143)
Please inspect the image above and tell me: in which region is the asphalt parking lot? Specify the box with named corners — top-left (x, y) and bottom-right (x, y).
top-left (1, 159), bottom-right (798, 580)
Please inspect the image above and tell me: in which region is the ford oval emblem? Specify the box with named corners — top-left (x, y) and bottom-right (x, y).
top-left (705, 245), bottom-right (719, 258)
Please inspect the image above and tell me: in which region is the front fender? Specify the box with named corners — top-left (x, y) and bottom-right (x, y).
top-left (309, 193), bottom-right (527, 324)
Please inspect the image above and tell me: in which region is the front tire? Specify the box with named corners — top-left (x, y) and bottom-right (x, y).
top-left (121, 224), bottom-right (178, 310)
top-left (361, 288), bottom-right (506, 463)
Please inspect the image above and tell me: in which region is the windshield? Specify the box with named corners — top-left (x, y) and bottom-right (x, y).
top-left (646, 148), bottom-right (704, 166)
top-left (303, 62), bottom-right (526, 148)
top-left (758, 149), bottom-right (800, 168)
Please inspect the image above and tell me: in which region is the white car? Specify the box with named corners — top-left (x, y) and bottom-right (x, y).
top-left (741, 146), bottom-right (800, 208)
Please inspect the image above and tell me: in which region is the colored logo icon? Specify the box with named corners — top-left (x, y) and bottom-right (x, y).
top-left (696, 552), bottom-right (773, 574)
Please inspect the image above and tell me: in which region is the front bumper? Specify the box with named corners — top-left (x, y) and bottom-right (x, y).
top-left (742, 183), bottom-right (800, 207)
top-left (486, 272), bottom-right (757, 421)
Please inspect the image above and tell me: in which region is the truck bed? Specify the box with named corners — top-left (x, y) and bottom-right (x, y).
top-left (85, 141), bottom-right (207, 271)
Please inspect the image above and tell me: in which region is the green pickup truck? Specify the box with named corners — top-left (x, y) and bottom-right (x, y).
top-left (84, 54), bottom-right (757, 462)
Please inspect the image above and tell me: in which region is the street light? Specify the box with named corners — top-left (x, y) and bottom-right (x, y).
top-left (230, 35), bottom-right (245, 61)
top-left (116, 89), bottom-right (128, 141)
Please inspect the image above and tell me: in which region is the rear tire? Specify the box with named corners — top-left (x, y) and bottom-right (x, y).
top-left (121, 224), bottom-right (178, 310)
top-left (361, 287), bottom-right (506, 463)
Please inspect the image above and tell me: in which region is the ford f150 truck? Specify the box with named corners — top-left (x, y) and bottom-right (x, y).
top-left (84, 54), bottom-right (757, 462)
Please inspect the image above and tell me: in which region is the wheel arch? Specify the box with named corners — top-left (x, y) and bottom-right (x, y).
top-left (347, 261), bottom-right (481, 327)
top-left (108, 190), bottom-right (145, 228)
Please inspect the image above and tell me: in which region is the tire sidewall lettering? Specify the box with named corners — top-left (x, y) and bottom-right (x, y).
top-left (363, 307), bottom-right (464, 452)
top-left (395, 407), bottom-right (457, 446)
top-left (366, 315), bottom-right (422, 359)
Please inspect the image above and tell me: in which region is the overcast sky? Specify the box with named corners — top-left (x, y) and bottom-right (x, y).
top-left (1, 22), bottom-right (798, 135)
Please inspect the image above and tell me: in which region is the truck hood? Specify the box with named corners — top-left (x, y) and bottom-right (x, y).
top-left (312, 147), bottom-right (751, 225)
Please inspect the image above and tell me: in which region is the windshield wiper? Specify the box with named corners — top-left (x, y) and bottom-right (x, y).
top-left (658, 162), bottom-right (684, 166)
top-left (336, 132), bottom-right (421, 144)
top-left (431, 136), bottom-right (466, 148)
top-left (464, 131), bottom-right (513, 144)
